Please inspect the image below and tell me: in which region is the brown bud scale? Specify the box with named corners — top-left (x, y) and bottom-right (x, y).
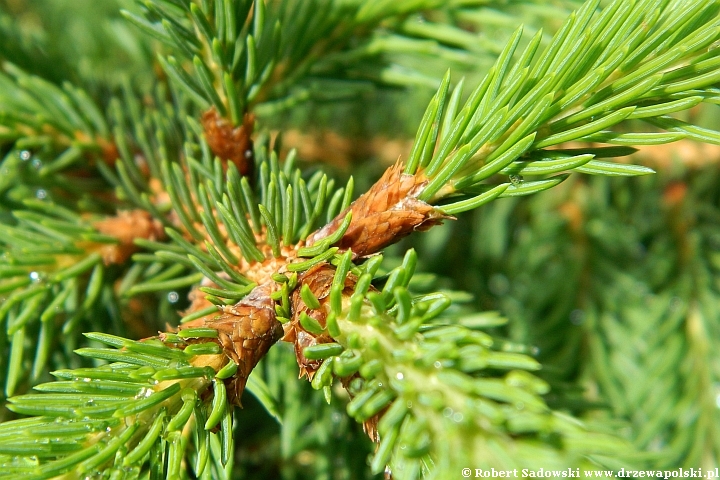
top-left (91, 209), bottom-right (165, 265)
top-left (309, 161), bottom-right (452, 257)
top-left (180, 282), bottom-right (283, 405)
top-left (283, 263), bottom-right (355, 379)
top-left (202, 107), bottom-right (255, 176)
top-left (283, 263), bottom-right (384, 441)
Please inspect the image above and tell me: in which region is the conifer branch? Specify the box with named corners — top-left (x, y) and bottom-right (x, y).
top-left (2, 0), bottom-right (720, 477)
top-left (0, 331), bottom-right (239, 478)
top-left (407, 0), bottom-right (720, 206)
top-left (291, 257), bottom-right (632, 476)
top-left (309, 0), bottom-right (720, 257)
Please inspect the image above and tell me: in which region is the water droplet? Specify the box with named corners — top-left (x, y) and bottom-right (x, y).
top-left (515, 401), bottom-right (525, 410)
top-left (452, 412), bottom-right (464, 422)
top-left (509, 174), bottom-right (524, 186)
top-left (433, 361), bottom-right (442, 369)
top-left (31, 158), bottom-right (42, 170)
top-left (442, 407), bottom-right (453, 418)
top-left (85, 399), bottom-right (95, 407)
top-left (20, 150), bottom-right (31, 161)
top-left (35, 189), bottom-right (47, 200)
top-left (167, 291), bottom-right (179, 303)
top-left (137, 387), bottom-right (154, 398)
top-left (406, 401), bottom-right (413, 409)
top-left (29, 272), bottom-right (40, 281)
top-left (395, 372), bottom-right (404, 380)
top-left (570, 309), bottom-right (584, 325)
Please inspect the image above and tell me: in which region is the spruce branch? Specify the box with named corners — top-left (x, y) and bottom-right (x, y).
top-left (2, 0), bottom-right (720, 477)
top-left (0, 69), bottom-right (201, 386)
top-left (396, 0), bottom-right (720, 206)
top-left (457, 160), bottom-right (720, 469)
top-left (0, 61), bottom-right (119, 153)
top-left (289, 257), bottom-right (633, 476)
top-left (0, 201), bottom-right (170, 396)
top-left (121, 0), bottom-right (475, 167)
top-left (0, 64), bottom-right (121, 205)
top-left (578, 172), bottom-right (720, 468)
top-left (0, 84), bottom-right (191, 396)
top-left (123, 0), bottom-right (501, 135)
top-left (304, 0), bottom-right (720, 260)
top-left (0, 331), bottom-right (242, 479)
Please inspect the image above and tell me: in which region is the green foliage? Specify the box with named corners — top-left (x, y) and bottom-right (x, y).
top-left (1, 0), bottom-right (719, 478)
top-left (0, 0), bottom-right (152, 86)
top-left (0, 332), bottom-right (235, 479)
top-left (407, 0), bottom-right (720, 210)
top-left (306, 251), bottom-right (632, 477)
top-left (411, 164), bottom-right (720, 469)
top-left (124, 0), bottom-right (497, 121)
top-left (0, 205), bottom-right (121, 396)
top-left (518, 170), bottom-right (720, 468)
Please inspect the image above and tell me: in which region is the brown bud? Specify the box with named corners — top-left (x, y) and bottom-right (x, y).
top-left (98, 137), bottom-right (120, 166)
top-left (92, 209), bottom-right (165, 265)
top-left (309, 161), bottom-right (452, 257)
top-left (281, 263), bottom-right (351, 378)
top-left (201, 107), bottom-right (255, 176)
top-left (180, 281), bottom-right (283, 405)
